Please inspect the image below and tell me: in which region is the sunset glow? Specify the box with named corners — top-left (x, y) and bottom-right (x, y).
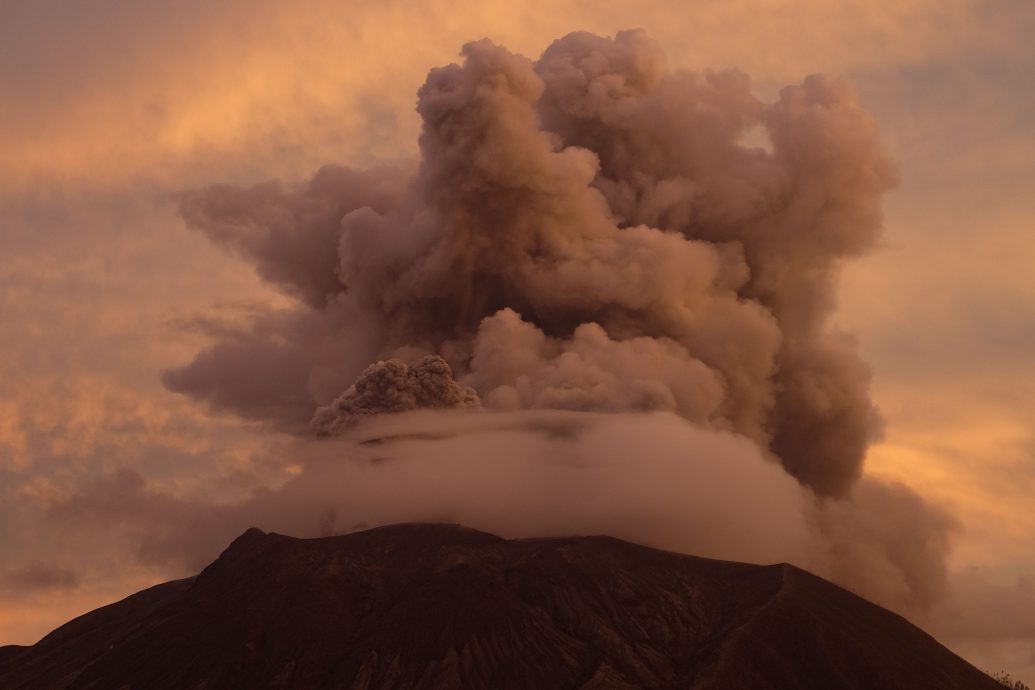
top-left (1, 1), bottom-right (1033, 683)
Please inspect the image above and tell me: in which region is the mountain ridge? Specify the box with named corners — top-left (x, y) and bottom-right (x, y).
top-left (0, 523), bottom-right (1003, 689)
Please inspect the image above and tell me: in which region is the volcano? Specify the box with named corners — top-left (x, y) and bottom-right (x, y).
top-left (0, 523), bottom-right (1000, 689)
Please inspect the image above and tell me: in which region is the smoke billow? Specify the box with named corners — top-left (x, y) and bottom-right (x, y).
top-left (171, 29), bottom-right (894, 496)
top-left (157, 30), bottom-right (955, 612)
top-left (312, 355), bottom-right (480, 434)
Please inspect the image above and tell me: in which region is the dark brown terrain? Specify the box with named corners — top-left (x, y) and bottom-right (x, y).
top-left (0, 523), bottom-right (1001, 689)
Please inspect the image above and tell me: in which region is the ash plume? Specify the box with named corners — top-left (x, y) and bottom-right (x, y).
top-left (169, 29), bottom-right (896, 497)
top-left (312, 355), bottom-right (480, 435)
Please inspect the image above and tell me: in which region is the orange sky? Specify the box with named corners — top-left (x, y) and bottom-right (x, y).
top-left (1, 0), bottom-right (1033, 680)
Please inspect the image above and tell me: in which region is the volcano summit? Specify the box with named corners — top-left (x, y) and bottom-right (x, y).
top-left (0, 524), bottom-right (1000, 690)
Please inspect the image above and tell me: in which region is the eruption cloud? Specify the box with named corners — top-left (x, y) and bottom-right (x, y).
top-left (172, 29), bottom-right (895, 496)
top-left (156, 31), bottom-right (955, 612)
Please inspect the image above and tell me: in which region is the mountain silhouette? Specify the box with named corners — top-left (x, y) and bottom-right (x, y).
top-left (0, 523), bottom-right (1001, 689)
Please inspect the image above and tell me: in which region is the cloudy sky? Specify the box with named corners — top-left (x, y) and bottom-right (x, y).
top-left (1, 0), bottom-right (1033, 681)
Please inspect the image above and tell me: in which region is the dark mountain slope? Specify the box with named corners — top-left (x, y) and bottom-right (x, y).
top-left (0, 523), bottom-right (1000, 689)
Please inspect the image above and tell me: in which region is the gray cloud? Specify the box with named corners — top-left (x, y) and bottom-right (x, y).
top-left (169, 30), bottom-right (896, 496)
top-left (312, 355), bottom-right (480, 434)
top-left (1, 563), bottom-right (81, 594)
top-left (176, 165), bottom-right (409, 308)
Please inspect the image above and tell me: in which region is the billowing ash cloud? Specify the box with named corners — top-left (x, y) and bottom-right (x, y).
top-left (311, 355), bottom-right (480, 435)
top-left (169, 29), bottom-right (896, 497)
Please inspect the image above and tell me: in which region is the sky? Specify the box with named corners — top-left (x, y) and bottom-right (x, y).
top-left (1, 0), bottom-right (1033, 681)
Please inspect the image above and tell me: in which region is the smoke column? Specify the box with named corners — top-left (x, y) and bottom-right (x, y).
top-left (171, 29), bottom-right (896, 497)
